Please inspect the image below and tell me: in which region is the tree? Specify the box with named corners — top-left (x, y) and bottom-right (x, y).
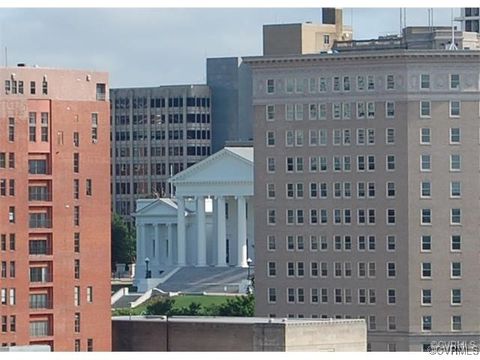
top-left (111, 213), bottom-right (136, 271)
top-left (216, 295), bottom-right (255, 317)
top-left (145, 297), bottom-right (176, 315)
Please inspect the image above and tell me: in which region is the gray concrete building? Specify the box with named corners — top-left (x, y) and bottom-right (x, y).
top-left (110, 85), bottom-right (212, 222)
top-left (112, 316), bottom-right (366, 351)
top-left (458, 8), bottom-right (480, 33)
top-left (206, 57), bottom-right (253, 152)
top-left (246, 26), bottom-right (480, 351)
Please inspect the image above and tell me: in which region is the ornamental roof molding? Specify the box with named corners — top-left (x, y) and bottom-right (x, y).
top-left (243, 50), bottom-right (480, 66)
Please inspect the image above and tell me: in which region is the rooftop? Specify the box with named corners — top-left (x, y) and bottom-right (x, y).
top-left (113, 315), bottom-right (364, 325)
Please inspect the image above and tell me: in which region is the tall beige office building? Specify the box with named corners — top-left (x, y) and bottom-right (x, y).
top-left (246, 24), bottom-right (480, 351)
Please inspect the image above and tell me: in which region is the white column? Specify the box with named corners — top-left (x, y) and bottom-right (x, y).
top-left (216, 196), bottom-right (227, 267)
top-left (196, 196), bottom-right (207, 266)
top-left (177, 197), bottom-right (186, 266)
top-left (155, 224), bottom-right (161, 263)
top-left (136, 224), bottom-right (144, 267)
top-left (236, 196), bottom-right (248, 268)
top-left (167, 224), bottom-right (173, 265)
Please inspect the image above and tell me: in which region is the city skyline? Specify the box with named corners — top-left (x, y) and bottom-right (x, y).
top-left (0, 7), bottom-right (459, 87)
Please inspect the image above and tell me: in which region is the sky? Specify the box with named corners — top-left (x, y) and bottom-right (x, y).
top-left (0, 7), bottom-right (461, 88)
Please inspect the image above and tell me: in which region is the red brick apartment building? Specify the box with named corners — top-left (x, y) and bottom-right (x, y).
top-left (0, 66), bottom-right (111, 351)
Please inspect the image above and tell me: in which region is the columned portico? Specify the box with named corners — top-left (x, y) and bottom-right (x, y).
top-left (236, 196), bottom-right (248, 268)
top-left (196, 196), bottom-right (207, 266)
top-left (155, 224), bottom-right (161, 261)
top-left (216, 196), bottom-right (227, 267)
top-left (177, 196), bottom-right (186, 265)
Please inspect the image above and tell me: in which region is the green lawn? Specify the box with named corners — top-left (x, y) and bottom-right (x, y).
top-left (112, 294), bottom-right (232, 316)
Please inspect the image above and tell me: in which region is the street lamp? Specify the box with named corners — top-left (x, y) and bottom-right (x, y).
top-left (246, 258), bottom-right (253, 295)
top-left (145, 257), bottom-right (150, 279)
top-left (247, 258), bottom-right (252, 279)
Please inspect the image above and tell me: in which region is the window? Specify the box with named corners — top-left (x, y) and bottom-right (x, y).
top-left (75, 339), bottom-right (81, 352)
top-left (420, 101), bottom-right (431, 118)
top-left (387, 262), bottom-right (396, 278)
top-left (358, 288), bottom-right (366, 304)
top-left (335, 288), bottom-right (342, 303)
top-left (41, 113), bottom-right (49, 142)
top-left (91, 113), bottom-right (98, 143)
top-left (74, 313), bottom-right (81, 333)
top-left (386, 155), bottom-right (395, 171)
top-left (42, 79), bottom-right (48, 95)
top-left (266, 105), bottom-right (275, 121)
top-left (386, 101), bottom-right (395, 118)
top-left (387, 289), bottom-right (396, 304)
top-left (73, 153), bottom-right (80, 173)
top-left (422, 289), bottom-right (432, 305)
top-left (267, 235), bottom-right (276, 251)
top-left (386, 128), bottom-right (395, 144)
top-left (74, 206), bottom-right (80, 226)
top-left (450, 154), bottom-right (461, 171)
top-left (267, 262), bottom-right (276, 277)
top-left (388, 316), bottom-right (396, 331)
top-left (87, 338), bottom-right (94, 352)
top-left (452, 316), bottom-right (462, 331)
top-left (287, 288), bottom-right (295, 303)
top-left (421, 209), bottom-right (431, 225)
top-left (294, 104), bottom-right (303, 121)
top-left (451, 289), bottom-right (461, 305)
top-left (9, 315), bottom-right (15, 332)
top-left (74, 259), bottom-right (80, 279)
top-left (8, 118), bottom-right (14, 142)
top-left (30, 81), bottom-right (36, 94)
top-left (266, 131), bottom-right (275, 146)
top-left (74, 286), bottom-right (80, 306)
top-left (86, 179), bottom-right (92, 196)
top-left (268, 288), bottom-right (276, 303)
top-left (386, 74), bottom-right (395, 90)
top-left (74, 233), bottom-right (80, 253)
top-left (420, 74), bottom-right (430, 89)
top-left (422, 262), bottom-right (432, 278)
top-left (422, 316), bottom-right (432, 331)
top-left (8, 207), bottom-right (15, 224)
top-left (420, 155), bottom-right (431, 171)
top-left (267, 209), bottom-right (276, 225)
top-left (451, 235), bottom-right (461, 251)
top-left (421, 235), bottom-right (431, 252)
top-left (73, 179), bottom-right (79, 199)
top-left (266, 79), bottom-right (275, 94)
top-left (450, 74), bottom-right (460, 89)
top-left (451, 208), bottom-right (461, 224)
top-left (451, 262), bottom-right (461, 278)
top-left (421, 181), bottom-right (431, 198)
top-left (387, 182), bottom-right (396, 198)
top-left (367, 75), bottom-right (375, 90)
top-left (29, 112), bottom-right (37, 142)
top-left (450, 101), bottom-right (460, 117)
top-left (267, 158), bottom-right (275, 173)
top-left (387, 209), bottom-right (396, 225)
top-left (387, 235), bottom-right (396, 251)
top-left (450, 128), bottom-right (460, 144)
top-left (368, 289), bottom-right (376, 304)
top-left (420, 128), bottom-right (431, 144)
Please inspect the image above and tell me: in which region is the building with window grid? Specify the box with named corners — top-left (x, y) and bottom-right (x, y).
top-left (110, 85), bottom-right (212, 222)
top-left (246, 26), bottom-right (480, 351)
top-left (0, 65), bottom-right (111, 351)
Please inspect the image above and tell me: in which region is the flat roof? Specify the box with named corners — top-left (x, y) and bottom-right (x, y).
top-left (112, 315), bottom-right (364, 325)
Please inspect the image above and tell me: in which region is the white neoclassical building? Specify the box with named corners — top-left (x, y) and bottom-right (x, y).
top-left (133, 147), bottom-right (254, 289)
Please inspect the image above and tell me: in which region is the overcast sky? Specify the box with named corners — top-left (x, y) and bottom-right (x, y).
top-left (0, 8), bottom-right (461, 88)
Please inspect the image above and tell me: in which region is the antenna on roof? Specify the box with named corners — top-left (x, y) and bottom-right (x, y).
top-left (448, 8), bottom-right (458, 50)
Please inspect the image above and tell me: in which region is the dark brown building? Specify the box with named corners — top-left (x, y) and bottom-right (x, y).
top-left (0, 66), bottom-right (111, 351)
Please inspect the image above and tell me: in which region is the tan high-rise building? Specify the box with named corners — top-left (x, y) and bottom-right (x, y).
top-left (0, 65), bottom-right (111, 351)
top-left (246, 28), bottom-right (480, 351)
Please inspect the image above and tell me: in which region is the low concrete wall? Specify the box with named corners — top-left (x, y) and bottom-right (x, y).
top-left (112, 317), bottom-right (366, 352)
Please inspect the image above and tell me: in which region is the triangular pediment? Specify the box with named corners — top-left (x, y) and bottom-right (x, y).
top-left (134, 198), bottom-right (179, 217)
top-left (170, 147), bottom-right (253, 184)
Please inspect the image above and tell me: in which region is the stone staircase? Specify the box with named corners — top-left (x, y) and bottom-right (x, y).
top-left (156, 266), bottom-right (249, 293)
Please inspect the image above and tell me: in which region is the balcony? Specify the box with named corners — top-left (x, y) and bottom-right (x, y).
top-left (30, 268), bottom-right (52, 284)
top-left (29, 240), bottom-right (52, 256)
top-left (29, 215), bottom-right (52, 229)
top-left (28, 188), bottom-right (51, 202)
top-left (29, 296), bottom-right (53, 310)
top-left (29, 320), bottom-right (52, 337)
